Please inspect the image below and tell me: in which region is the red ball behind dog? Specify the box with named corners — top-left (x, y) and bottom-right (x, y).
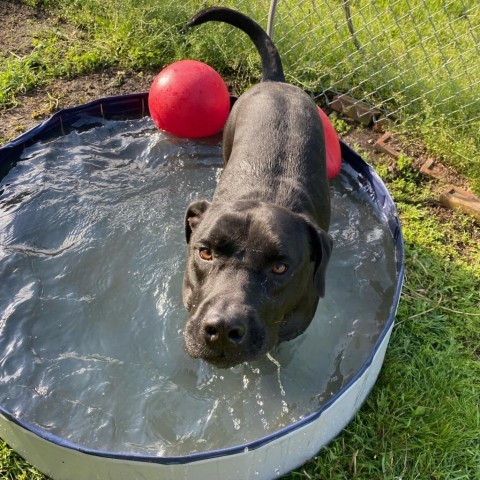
top-left (149, 60), bottom-right (230, 138)
top-left (317, 106), bottom-right (342, 179)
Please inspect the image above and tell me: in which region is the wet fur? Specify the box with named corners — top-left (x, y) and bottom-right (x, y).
top-left (182, 7), bottom-right (332, 368)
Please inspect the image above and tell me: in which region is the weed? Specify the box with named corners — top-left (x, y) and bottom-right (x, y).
top-left (0, 441), bottom-right (45, 479)
top-left (329, 115), bottom-right (351, 136)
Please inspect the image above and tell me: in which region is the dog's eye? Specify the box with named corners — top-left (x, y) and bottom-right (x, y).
top-left (198, 248), bottom-right (213, 261)
top-left (272, 263), bottom-right (288, 274)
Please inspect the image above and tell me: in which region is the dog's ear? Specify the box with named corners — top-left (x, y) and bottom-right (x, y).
top-left (184, 200), bottom-right (211, 243)
top-left (306, 223), bottom-right (333, 297)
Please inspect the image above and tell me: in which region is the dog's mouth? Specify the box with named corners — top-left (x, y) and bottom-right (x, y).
top-left (185, 337), bottom-right (266, 369)
top-left (202, 351), bottom-right (246, 369)
top-left (183, 338), bottom-right (241, 367)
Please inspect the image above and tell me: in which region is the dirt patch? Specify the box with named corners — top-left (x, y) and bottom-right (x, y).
top-left (0, 68), bottom-right (156, 142)
top-left (0, 0), bottom-right (52, 56)
top-left (0, 0), bottom-right (157, 143)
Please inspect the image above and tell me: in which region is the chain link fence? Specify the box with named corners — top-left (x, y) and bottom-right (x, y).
top-left (181, 0), bottom-right (479, 152)
top-left (277, 0), bottom-right (479, 127)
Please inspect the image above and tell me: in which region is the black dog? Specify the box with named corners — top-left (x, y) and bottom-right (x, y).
top-left (182, 7), bottom-right (333, 368)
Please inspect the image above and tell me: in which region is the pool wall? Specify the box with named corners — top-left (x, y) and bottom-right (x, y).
top-left (0, 93), bottom-right (404, 480)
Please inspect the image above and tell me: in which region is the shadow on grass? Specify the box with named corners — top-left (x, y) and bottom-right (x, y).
top-left (286, 240), bottom-right (480, 479)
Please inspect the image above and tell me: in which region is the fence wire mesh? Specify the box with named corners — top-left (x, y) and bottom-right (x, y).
top-left (182, 0), bottom-right (479, 133)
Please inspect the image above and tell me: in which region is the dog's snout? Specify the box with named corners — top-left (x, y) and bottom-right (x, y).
top-left (184, 301), bottom-right (268, 367)
top-left (203, 317), bottom-right (247, 347)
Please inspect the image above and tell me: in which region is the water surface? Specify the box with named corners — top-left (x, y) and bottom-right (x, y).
top-left (0, 117), bottom-right (397, 455)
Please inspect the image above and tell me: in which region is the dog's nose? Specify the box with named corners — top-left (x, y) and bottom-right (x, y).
top-left (203, 317), bottom-right (247, 346)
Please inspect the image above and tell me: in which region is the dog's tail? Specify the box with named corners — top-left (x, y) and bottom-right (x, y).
top-left (184, 7), bottom-right (285, 83)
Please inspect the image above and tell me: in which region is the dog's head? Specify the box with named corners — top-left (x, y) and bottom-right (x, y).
top-left (182, 199), bottom-right (332, 368)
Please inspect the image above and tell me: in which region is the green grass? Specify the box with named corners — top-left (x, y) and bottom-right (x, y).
top-left (0, 1), bottom-right (186, 107)
top-left (1, 1), bottom-right (479, 479)
top-left (0, 443), bottom-right (45, 480)
top-left (270, 1), bottom-right (480, 193)
top-left (284, 148), bottom-right (480, 480)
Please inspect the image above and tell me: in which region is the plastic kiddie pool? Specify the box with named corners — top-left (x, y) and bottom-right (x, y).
top-left (0, 93), bottom-right (404, 480)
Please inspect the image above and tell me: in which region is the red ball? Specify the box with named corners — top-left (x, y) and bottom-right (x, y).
top-left (148, 60), bottom-right (230, 138)
top-left (317, 106), bottom-right (342, 179)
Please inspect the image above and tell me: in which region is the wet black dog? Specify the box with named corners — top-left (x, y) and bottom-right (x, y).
top-left (182, 7), bottom-right (332, 368)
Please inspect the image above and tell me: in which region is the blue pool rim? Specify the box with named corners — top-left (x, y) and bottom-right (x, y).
top-left (0, 92), bottom-right (404, 465)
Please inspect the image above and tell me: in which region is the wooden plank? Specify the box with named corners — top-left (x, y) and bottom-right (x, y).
top-left (330, 94), bottom-right (381, 125)
top-left (420, 158), bottom-right (445, 180)
top-left (373, 132), bottom-right (401, 159)
top-left (439, 185), bottom-right (480, 222)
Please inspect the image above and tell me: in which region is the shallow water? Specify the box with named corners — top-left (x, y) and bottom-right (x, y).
top-left (0, 116), bottom-right (397, 456)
